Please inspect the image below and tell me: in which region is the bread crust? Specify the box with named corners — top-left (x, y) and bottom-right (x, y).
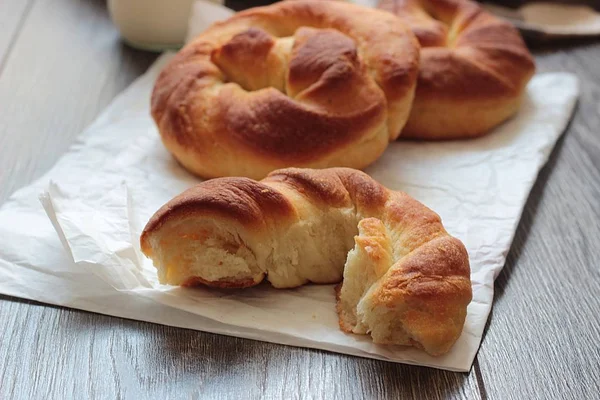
top-left (379, 0), bottom-right (536, 139)
top-left (151, 0), bottom-right (420, 179)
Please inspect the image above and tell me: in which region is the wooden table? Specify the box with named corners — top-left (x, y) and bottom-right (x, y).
top-left (1, 1), bottom-right (599, 398)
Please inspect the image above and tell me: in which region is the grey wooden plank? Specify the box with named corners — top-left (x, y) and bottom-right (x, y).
top-left (476, 41), bottom-right (600, 400)
top-left (0, 0), bottom-right (483, 399)
top-left (0, 0), bottom-right (33, 69)
top-left (0, 298), bottom-right (482, 400)
top-left (0, 0), bottom-right (157, 205)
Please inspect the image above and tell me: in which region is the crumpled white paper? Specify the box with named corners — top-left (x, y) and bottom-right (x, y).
top-left (0, 0), bottom-right (579, 372)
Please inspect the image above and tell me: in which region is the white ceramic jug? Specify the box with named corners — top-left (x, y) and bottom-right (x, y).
top-left (108, 0), bottom-right (224, 51)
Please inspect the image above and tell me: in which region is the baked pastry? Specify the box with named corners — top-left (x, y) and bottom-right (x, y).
top-left (141, 168), bottom-right (472, 355)
top-left (151, 0), bottom-right (420, 179)
top-left (378, 0), bottom-right (536, 139)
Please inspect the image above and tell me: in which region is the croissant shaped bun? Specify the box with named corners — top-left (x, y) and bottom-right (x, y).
top-left (141, 168), bottom-right (472, 356)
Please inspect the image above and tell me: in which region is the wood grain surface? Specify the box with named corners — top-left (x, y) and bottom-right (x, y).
top-left (476, 40), bottom-right (600, 400)
top-left (0, 0), bottom-right (598, 399)
top-left (0, 0), bottom-right (156, 205)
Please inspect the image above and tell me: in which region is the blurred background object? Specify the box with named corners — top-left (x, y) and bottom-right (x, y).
top-left (107, 0), bottom-right (600, 51)
top-left (483, 1), bottom-right (600, 39)
top-left (107, 0), bottom-right (224, 51)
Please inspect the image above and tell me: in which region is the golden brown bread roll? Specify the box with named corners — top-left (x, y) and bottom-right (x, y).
top-left (378, 0), bottom-right (536, 139)
top-left (140, 168), bottom-right (472, 355)
top-left (151, 0), bottom-right (420, 180)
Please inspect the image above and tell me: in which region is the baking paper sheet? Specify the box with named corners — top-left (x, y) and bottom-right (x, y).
top-left (0, 1), bottom-right (579, 371)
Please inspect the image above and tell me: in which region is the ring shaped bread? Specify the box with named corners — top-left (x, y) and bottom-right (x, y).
top-left (141, 168), bottom-right (472, 355)
top-left (378, 0), bottom-right (536, 139)
top-left (151, 0), bottom-right (420, 180)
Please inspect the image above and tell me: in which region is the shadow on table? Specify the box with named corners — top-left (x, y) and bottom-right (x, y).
top-left (479, 93), bottom-right (576, 347)
top-left (494, 110), bottom-right (573, 301)
top-left (143, 326), bottom-right (474, 398)
top-left (1, 290), bottom-right (474, 398)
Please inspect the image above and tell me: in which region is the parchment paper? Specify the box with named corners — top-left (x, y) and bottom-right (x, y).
top-left (0, 0), bottom-right (579, 371)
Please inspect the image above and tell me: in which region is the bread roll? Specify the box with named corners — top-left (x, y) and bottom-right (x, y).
top-left (379, 0), bottom-right (536, 139)
top-left (151, 0), bottom-right (420, 179)
top-left (141, 168), bottom-right (472, 355)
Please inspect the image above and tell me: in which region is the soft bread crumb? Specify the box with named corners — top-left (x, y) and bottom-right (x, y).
top-left (147, 219), bottom-right (264, 287)
top-left (337, 218), bottom-right (392, 334)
